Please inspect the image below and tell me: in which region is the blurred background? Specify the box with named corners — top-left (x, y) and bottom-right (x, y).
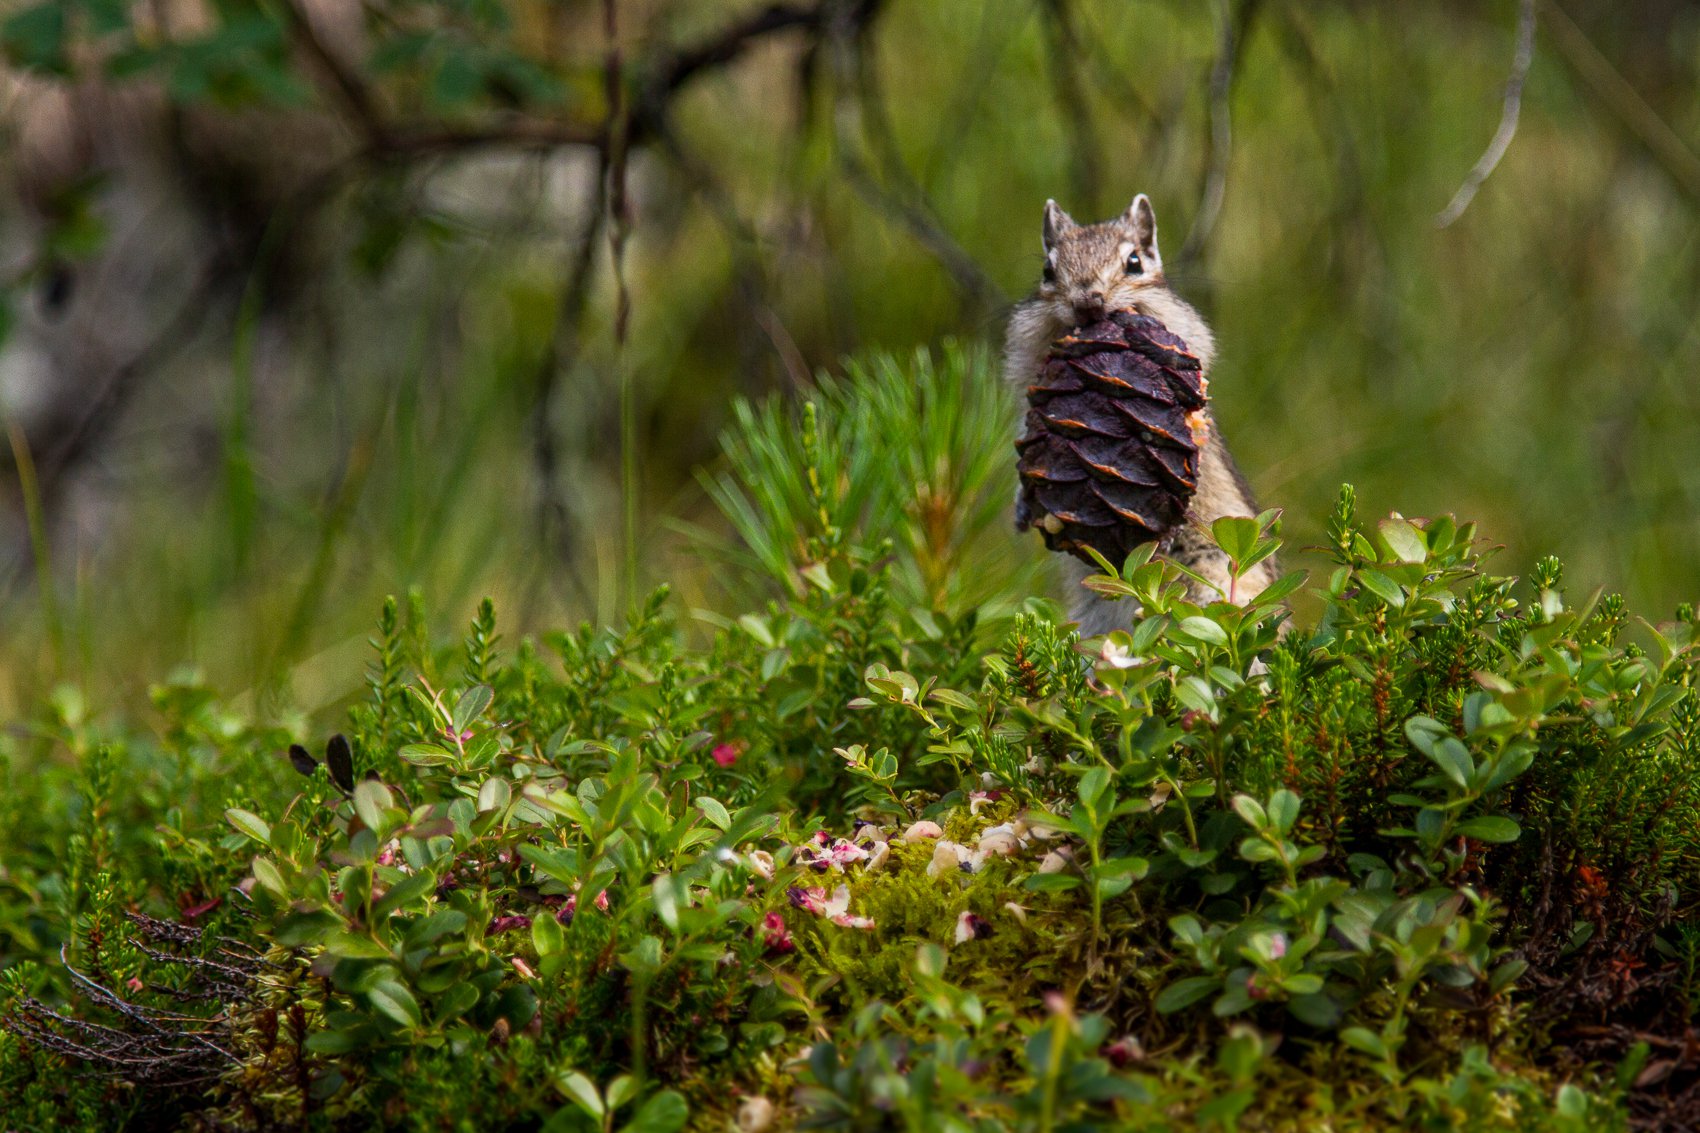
top-left (0, 0), bottom-right (1697, 718)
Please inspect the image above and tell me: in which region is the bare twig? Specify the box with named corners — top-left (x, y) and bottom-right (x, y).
top-left (825, 0), bottom-right (1004, 318)
top-left (1435, 0), bottom-right (1537, 228)
top-left (1040, 0), bottom-right (1102, 209)
top-left (1179, 0), bottom-right (1261, 267)
top-left (1538, 0), bottom-right (1700, 205)
top-left (605, 0), bottom-right (638, 616)
top-left (280, 0), bottom-right (385, 145)
top-left (531, 172), bottom-right (607, 585)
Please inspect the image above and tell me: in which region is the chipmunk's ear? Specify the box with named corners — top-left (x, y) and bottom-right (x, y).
top-left (1042, 199), bottom-right (1077, 250)
top-left (1124, 194), bottom-right (1161, 268)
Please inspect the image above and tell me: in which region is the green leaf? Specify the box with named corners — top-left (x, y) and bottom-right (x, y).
top-left (1231, 794), bottom-right (1268, 829)
top-left (322, 931), bottom-right (392, 960)
top-left (1455, 815), bottom-right (1521, 843)
top-left (1427, 737), bottom-right (1474, 789)
top-left (1356, 569), bottom-right (1405, 607)
top-left (1155, 976), bottom-right (1219, 1013)
top-left (406, 910), bottom-right (467, 947)
top-left (1178, 616), bottom-right (1230, 646)
top-left (1266, 789), bottom-right (1300, 834)
top-left (652, 873), bottom-right (681, 931)
top-left (367, 980), bottom-right (422, 1029)
top-left (533, 909), bottom-right (565, 957)
top-left (1288, 992), bottom-right (1342, 1028)
top-left (1341, 1026), bottom-right (1389, 1059)
top-left (251, 856), bottom-right (288, 897)
top-left (372, 871), bottom-right (436, 919)
top-left (555, 1070), bottom-right (605, 1119)
top-left (625, 1090), bottom-right (689, 1133)
top-left (399, 743), bottom-right (457, 767)
top-left (225, 808), bottom-right (272, 847)
top-left (452, 684), bottom-right (494, 733)
top-left (477, 777), bottom-right (512, 814)
top-left (694, 797), bottom-right (731, 830)
top-left (1377, 518), bottom-right (1427, 564)
top-left (1023, 873), bottom-right (1081, 893)
top-left (352, 780), bottom-right (394, 833)
top-left (1211, 516), bottom-right (1260, 564)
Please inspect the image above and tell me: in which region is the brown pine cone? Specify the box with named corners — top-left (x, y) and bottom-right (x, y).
top-left (1015, 309), bottom-right (1209, 567)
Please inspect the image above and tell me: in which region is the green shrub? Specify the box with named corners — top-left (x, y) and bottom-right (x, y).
top-left (2, 349), bottom-right (1697, 1131)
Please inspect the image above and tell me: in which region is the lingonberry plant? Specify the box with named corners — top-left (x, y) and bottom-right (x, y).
top-left (3, 350), bottom-right (1698, 1131)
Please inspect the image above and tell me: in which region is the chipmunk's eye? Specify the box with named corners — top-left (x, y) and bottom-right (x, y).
top-left (1124, 252), bottom-right (1143, 276)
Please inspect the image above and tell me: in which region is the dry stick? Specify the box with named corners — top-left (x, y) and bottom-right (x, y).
top-left (1435, 0), bottom-right (1537, 229)
top-left (827, 3), bottom-right (1003, 319)
top-left (604, 0), bottom-right (638, 618)
top-left (1179, 0), bottom-right (1261, 268)
top-left (1041, 0), bottom-right (1102, 210)
top-left (1538, 0), bottom-right (1700, 204)
top-left (531, 174), bottom-right (607, 604)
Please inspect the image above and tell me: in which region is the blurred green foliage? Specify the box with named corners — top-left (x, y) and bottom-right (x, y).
top-left (3, 347), bottom-right (1698, 1127)
top-left (0, 1), bottom-right (1696, 719)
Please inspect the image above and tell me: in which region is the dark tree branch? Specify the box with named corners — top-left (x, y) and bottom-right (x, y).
top-left (825, 0), bottom-right (1004, 318)
top-left (1040, 0), bottom-right (1102, 210)
top-left (279, 0), bottom-right (386, 146)
top-left (1436, 0), bottom-right (1537, 228)
top-left (1538, 0), bottom-right (1700, 205)
top-left (1179, 0), bottom-right (1261, 268)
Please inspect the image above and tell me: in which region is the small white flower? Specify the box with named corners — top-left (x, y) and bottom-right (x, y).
top-left (746, 850), bottom-right (775, 880)
top-left (737, 1096), bottom-right (777, 1133)
top-left (1038, 848), bottom-right (1073, 874)
top-left (1003, 901), bottom-right (1028, 926)
top-left (901, 820), bottom-right (944, 842)
top-left (864, 840), bottom-right (890, 872)
top-left (954, 910), bottom-right (992, 942)
top-left (1098, 639), bottom-right (1144, 669)
top-left (927, 840), bottom-right (967, 879)
top-left (978, 830), bottom-right (1021, 857)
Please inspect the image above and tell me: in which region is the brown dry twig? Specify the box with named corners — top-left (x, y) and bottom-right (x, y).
top-left (1435, 0), bottom-right (1537, 228)
top-left (1179, 0), bottom-right (1261, 268)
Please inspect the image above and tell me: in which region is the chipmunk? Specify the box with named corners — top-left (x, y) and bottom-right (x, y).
top-left (1004, 194), bottom-right (1275, 635)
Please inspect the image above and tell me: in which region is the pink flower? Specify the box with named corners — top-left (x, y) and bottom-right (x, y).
top-left (487, 915), bottom-right (532, 936)
top-left (824, 885), bottom-right (875, 930)
top-left (827, 839), bottom-right (869, 867)
top-left (954, 911), bottom-right (992, 943)
top-left (761, 912), bottom-right (794, 955)
top-left (556, 895), bottom-right (578, 925)
top-left (179, 896), bottom-right (221, 922)
top-left (1104, 1035), bottom-right (1144, 1068)
top-left (593, 889), bottom-right (610, 913)
top-left (712, 742), bottom-right (744, 767)
top-left (788, 886), bottom-right (828, 915)
top-left (1269, 932), bottom-right (1288, 960)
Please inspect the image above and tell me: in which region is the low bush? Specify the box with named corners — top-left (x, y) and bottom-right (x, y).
top-left (3, 349), bottom-right (1698, 1131)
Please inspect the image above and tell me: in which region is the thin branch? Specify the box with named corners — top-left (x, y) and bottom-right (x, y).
top-left (530, 169), bottom-right (606, 601)
top-left (825, 0), bottom-right (1004, 318)
top-left (1040, 0), bottom-right (1101, 210)
top-left (279, 0), bottom-right (385, 145)
top-left (1435, 0), bottom-right (1537, 228)
top-left (1538, 0), bottom-right (1700, 205)
top-left (1179, 0), bottom-right (1261, 267)
top-left (605, 0), bottom-right (639, 616)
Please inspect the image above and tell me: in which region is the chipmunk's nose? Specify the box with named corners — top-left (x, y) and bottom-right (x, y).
top-left (1073, 290), bottom-right (1107, 322)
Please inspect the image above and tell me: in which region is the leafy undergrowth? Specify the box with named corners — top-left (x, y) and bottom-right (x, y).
top-left (3, 340), bottom-right (1699, 1132)
top-left (3, 481), bottom-right (1699, 1132)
